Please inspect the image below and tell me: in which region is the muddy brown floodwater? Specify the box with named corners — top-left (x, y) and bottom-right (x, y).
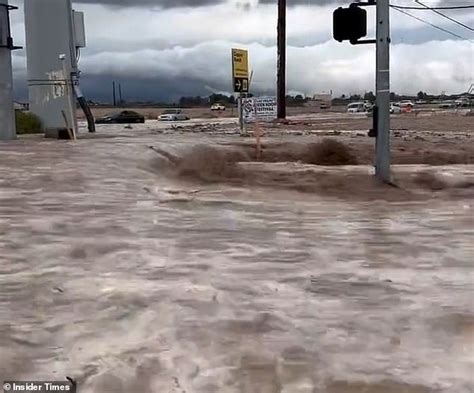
top-left (0, 120), bottom-right (473, 393)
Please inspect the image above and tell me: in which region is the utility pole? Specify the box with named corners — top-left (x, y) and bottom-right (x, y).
top-left (0, 0), bottom-right (16, 140)
top-left (375, 0), bottom-right (391, 182)
top-left (119, 83), bottom-right (123, 106)
top-left (277, 0), bottom-right (286, 119)
top-left (112, 81), bottom-right (116, 107)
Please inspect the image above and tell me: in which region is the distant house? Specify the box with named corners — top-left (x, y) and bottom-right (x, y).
top-left (305, 93), bottom-right (333, 109)
top-left (13, 101), bottom-right (29, 111)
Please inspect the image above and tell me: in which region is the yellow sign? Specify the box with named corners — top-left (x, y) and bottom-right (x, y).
top-left (232, 48), bottom-right (249, 79)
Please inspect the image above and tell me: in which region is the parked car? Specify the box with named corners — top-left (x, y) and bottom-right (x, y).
top-left (455, 98), bottom-right (471, 107)
top-left (158, 109), bottom-right (190, 121)
top-left (439, 101), bottom-right (455, 109)
top-left (211, 103), bottom-right (226, 111)
top-left (399, 100), bottom-right (414, 109)
top-left (347, 102), bottom-right (367, 113)
top-left (95, 110), bottom-right (145, 124)
top-left (390, 103), bottom-right (402, 114)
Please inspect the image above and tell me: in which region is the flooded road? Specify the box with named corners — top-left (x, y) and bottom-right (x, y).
top-left (0, 126), bottom-right (473, 393)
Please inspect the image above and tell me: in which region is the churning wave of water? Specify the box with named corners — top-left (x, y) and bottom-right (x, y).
top-left (0, 130), bottom-right (473, 392)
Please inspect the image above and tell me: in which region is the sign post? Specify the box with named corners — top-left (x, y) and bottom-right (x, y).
top-left (241, 96), bottom-right (277, 159)
top-left (232, 48), bottom-right (249, 134)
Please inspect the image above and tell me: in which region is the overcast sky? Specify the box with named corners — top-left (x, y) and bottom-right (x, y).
top-left (9, 0), bottom-right (474, 103)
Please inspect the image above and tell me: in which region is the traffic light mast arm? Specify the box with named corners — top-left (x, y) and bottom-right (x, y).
top-left (0, 4), bottom-right (22, 50)
top-left (351, 39), bottom-right (376, 45)
top-left (353, 1), bottom-right (376, 6)
top-left (350, 1), bottom-right (376, 45)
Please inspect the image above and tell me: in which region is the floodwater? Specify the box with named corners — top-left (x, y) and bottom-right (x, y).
top-left (0, 124), bottom-right (473, 393)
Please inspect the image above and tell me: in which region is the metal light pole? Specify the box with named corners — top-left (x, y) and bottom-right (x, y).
top-left (375, 0), bottom-right (391, 182)
top-left (0, 0), bottom-right (16, 140)
top-left (277, 0), bottom-right (286, 119)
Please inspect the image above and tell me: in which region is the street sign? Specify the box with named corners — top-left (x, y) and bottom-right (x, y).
top-left (232, 48), bottom-right (249, 93)
top-left (234, 77), bottom-right (248, 93)
top-left (242, 96), bottom-right (277, 123)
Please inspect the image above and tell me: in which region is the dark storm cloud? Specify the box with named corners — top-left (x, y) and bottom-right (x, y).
top-left (73, 0), bottom-right (224, 8)
top-left (79, 75), bottom-right (213, 103)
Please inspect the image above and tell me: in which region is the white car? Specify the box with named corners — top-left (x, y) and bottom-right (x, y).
top-left (455, 98), bottom-right (471, 107)
top-left (390, 103), bottom-right (402, 114)
top-left (439, 101), bottom-right (455, 109)
top-left (399, 100), bottom-right (414, 109)
top-left (211, 103), bottom-right (226, 111)
top-left (158, 109), bottom-right (190, 121)
top-left (347, 102), bottom-right (367, 113)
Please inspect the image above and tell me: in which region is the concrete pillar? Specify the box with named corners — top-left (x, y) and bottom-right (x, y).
top-left (24, 0), bottom-right (77, 136)
top-left (0, 0), bottom-right (16, 140)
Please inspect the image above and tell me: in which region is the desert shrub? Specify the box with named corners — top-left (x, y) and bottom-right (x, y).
top-left (15, 111), bottom-right (43, 135)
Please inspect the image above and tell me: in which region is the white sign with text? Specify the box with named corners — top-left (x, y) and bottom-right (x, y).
top-left (242, 96), bottom-right (277, 123)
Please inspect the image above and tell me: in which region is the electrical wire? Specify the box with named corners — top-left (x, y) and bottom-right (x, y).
top-left (390, 4), bottom-right (474, 10)
top-left (390, 6), bottom-right (468, 40)
top-left (413, 0), bottom-right (474, 32)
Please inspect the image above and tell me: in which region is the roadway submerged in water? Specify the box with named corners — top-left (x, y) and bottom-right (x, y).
top-left (0, 125), bottom-right (473, 393)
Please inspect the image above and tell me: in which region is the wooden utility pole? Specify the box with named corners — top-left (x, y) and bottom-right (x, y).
top-left (277, 0), bottom-right (286, 119)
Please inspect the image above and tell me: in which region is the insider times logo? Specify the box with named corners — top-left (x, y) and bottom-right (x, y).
top-left (3, 381), bottom-right (75, 392)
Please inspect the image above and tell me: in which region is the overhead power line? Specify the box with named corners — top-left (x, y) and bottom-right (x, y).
top-left (390, 6), bottom-right (468, 40)
top-left (390, 4), bottom-right (474, 10)
top-left (414, 0), bottom-right (474, 32)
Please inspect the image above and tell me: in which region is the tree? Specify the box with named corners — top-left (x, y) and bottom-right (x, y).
top-left (178, 96), bottom-right (207, 107)
top-left (364, 91), bottom-right (376, 102)
top-left (417, 91), bottom-right (427, 100)
top-left (285, 95), bottom-right (307, 107)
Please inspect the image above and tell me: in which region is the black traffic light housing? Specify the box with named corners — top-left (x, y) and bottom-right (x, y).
top-left (333, 1), bottom-right (376, 45)
top-left (0, 3), bottom-right (22, 50)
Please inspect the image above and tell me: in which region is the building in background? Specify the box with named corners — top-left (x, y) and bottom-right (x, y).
top-left (13, 100), bottom-right (29, 111)
top-left (306, 92), bottom-right (333, 109)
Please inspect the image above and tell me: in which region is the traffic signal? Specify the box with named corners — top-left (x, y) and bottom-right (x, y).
top-left (333, 5), bottom-right (367, 44)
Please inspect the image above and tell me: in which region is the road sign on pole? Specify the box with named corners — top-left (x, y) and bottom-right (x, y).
top-left (375, 0), bottom-right (391, 182)
top-left (232, 48), bottom-right (249, 93)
